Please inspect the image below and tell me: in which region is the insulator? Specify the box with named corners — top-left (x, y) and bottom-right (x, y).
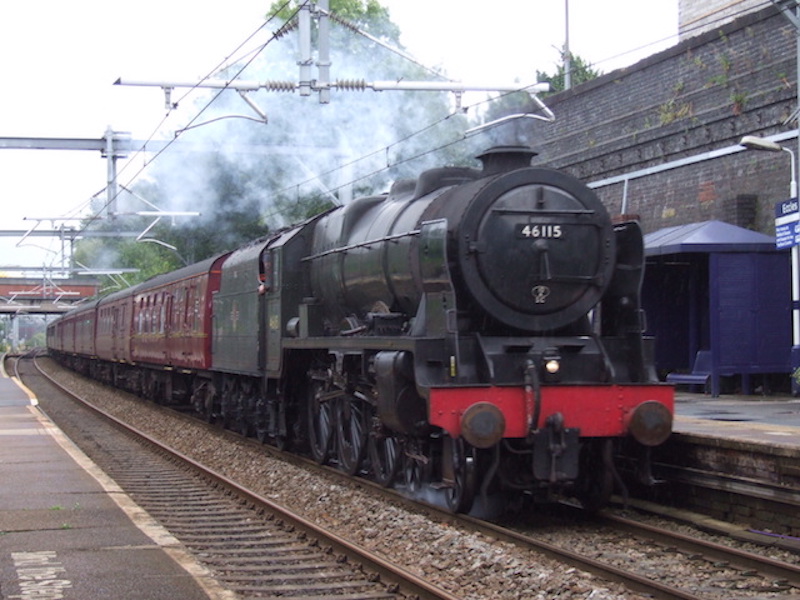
top-left (327, 12), bottom-right (359, 33)
top-left (334, 79), bottom-right (368, 91)
top-left (272, 18), bottom-right (298, 40)
top-left (264, 81), bottom-right (297, 92)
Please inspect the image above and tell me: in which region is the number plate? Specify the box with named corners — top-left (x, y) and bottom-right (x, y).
top-left (516, 224), bottom-right (563, 239)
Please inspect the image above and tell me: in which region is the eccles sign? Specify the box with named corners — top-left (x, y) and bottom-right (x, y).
top-left (775, 198), bottom-right (800, 249)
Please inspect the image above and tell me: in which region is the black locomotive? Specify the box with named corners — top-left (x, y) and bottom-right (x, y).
top-left (48, 146), bottom-right (673, 513)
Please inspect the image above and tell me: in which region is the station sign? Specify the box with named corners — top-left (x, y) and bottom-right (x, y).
top-left (775, 198), bottom-right (800, 249)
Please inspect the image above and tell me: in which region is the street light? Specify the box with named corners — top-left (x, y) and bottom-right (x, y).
top-left (740, 135), bottom-right (797, 196)
top-left (739, 134), bottom-right (800, 394)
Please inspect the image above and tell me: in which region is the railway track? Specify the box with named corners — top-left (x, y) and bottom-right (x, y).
top-left (484, 509), bottom-right (800, 599)
top-left (368, 478), bottom-right (800, 599)
top-left (15, 354), bottom-right (459, 600)
top-left (17, 354), bottom-right (800, 600)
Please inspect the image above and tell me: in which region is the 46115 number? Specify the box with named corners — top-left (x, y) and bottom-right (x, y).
top-left (517, 224), bottom-right (563, 239)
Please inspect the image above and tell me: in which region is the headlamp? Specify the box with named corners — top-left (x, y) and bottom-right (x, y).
top-left (545, 359), bottom-right (560, 374)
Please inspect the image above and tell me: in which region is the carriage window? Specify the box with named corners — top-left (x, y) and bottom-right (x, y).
top-left (194, 292), bottom-right (202, 332)
top-left (146, 296), bottom-right (153, 333)
top-left (186, 286), bottom-right (195, 330)
top-left (176, 288), bottom-right (186, 330)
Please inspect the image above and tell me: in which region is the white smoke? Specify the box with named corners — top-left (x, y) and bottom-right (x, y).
top-left (128, 11), bottom-right (535, 241)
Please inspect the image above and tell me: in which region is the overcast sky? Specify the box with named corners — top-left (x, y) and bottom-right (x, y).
top-left (0, 1), bottom-right (678, 269)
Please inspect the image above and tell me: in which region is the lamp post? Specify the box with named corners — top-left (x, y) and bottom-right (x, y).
top-left (740, 134), bottom-right (800, 394)
top-left (740, 136), bottom-right (797, 196)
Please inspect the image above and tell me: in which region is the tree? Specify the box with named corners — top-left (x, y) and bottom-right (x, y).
top-left (536, 53), bottom-right (602, 95)
top-left (72, 223), bottom-right (185, 291)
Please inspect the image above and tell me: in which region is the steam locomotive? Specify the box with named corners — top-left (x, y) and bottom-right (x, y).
top-left (47, 146), bottom-right (673, 513)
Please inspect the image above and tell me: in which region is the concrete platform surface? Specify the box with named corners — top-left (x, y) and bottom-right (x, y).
top-left (0, 367), bottom-right (233, 600)
top-left (673, 390), bottom-right (800, 448)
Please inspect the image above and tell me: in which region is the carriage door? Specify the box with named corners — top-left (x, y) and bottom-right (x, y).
top-left (111, 307), bottom-right (119, 360)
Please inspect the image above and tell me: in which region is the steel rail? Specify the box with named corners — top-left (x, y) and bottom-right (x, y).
top-left (426, 511), bottom-right (708, 600)
top-left (601, 512), bottom-right (800, 586)
top-left (27, 354), bottom-right (462, 600)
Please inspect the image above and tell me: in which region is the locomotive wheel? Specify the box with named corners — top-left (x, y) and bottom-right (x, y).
top-left (220, 379), bottom-right (235, 428)
top-left (577, 439), bottom-right (614, 512)
top-left (190, 382), bottom-right (216, 423)
top-left (238, 380), bottom-right (257, 438)
top-left (367, 428), bottom-right (400, 487)
top-left (202, 395), bottom-right (216, 424)
top-left (254, 398), bottom-right (274, 445)
top-left (402, 442), bottom-right (425, 493)
top-left (308, 381), bottom-right (333, 464)
top-left (254, 399), bottom-right (269, 443)
top-left (271, 400), bottom-right (289, 450)
top-left (403, 457), bottom-right (422, 492)
top-left (335, 395), bottom-right (368, 475)
top-left (222, 380), bottom-right (247, 435)
top-left (143, 371), bottom-right (157, 402)
top-left (237, 395), bottom-right (254, 437)
top-left (443, 436), bottom-right (478, 514)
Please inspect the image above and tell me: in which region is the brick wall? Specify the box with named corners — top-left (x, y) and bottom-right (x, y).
top-left (511, 4), bottom-right (797, 235)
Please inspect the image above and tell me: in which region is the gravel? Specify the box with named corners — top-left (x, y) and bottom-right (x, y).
top-left (30, 357), bottom-right (666, 600)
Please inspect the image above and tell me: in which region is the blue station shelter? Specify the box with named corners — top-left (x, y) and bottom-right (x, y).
top-left (642, 220), bottom-right (791, 396)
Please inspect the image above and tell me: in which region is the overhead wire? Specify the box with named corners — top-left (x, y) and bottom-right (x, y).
top-left (268, 82), bottom-right (546, 206)
top-left (272, 0), bottom-right (785, 205)
top-left (108, 0), bottom-right (477, 224)
top-left (75, 0), bottom-right (299, 236)
top-left (260, 3), bottom-right (554, 205)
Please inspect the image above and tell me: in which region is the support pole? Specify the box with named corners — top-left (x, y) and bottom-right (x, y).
top-left (104, 126), bottom-right (119, 219)
top-left (298, 2), bottom-right (312, 97)
top-left (317, 0), bottom-right (331, 104)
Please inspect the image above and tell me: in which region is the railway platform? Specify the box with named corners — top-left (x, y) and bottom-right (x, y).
top-left (652, 390), bottom-right (800, 542)
top-left (0, 365), bottom-right (231, 600)
top-left (672, 389), bottom-right (800, 444)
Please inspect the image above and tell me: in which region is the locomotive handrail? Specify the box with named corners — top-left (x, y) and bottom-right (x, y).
top-left (302, 229), bottom-right (421, 261)
top-left (490, 207), bottom-right (596, 216)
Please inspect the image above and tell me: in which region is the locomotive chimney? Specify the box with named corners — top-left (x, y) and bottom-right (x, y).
top-left (477, 146), bottom-right (538, 175)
